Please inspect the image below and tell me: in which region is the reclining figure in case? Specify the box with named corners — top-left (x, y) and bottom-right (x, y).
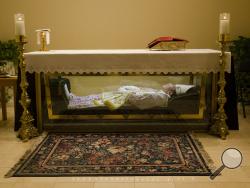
top-left (61, 82), bottom-right (196, 110)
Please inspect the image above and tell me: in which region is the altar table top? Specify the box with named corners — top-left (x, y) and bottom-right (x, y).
top-left (24, 49), bottom-right (231, 74)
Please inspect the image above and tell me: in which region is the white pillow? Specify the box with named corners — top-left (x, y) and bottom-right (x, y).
top-left (175, 84), bottom-right (195, 95)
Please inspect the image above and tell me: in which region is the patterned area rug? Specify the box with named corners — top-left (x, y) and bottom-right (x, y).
top-left (8, 133), bottom-right (212, 177)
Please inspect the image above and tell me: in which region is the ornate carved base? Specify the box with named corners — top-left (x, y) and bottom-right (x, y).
top-left (210, 112), bottom-right (229, 140)
top-left (18, 110), bottom-right (39, 142)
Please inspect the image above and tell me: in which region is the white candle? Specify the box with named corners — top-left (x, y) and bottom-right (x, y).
top-left (219, 13), bottom-right (230, 35)
top-left (46, 31), bottom-right (50, 45)
top-left (14, 14), bottom-right (26, 36)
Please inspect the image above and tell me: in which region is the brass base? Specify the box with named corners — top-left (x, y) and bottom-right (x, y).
top-left (210, 112), bottom-right (229, 140)
top-left (40, 48), bottom-right (49, 51)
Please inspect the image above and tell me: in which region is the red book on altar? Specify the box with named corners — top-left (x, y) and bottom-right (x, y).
top-left (148, 36), bottom-right (188, 50)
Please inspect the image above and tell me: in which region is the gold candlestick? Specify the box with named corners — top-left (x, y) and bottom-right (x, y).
top-left (210, 34), bottom-right (230, 139)
top-left (16, 35), bottom-right (39, 141)
top-left (36, 29), bottom-right (50, 51)
top-left (40, 31), bottom-right (47, 51)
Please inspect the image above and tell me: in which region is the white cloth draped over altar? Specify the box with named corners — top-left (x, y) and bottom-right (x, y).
top-left (24, 49), bottom-right (231, 74)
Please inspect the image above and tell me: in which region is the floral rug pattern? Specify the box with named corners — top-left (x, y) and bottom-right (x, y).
top-left (12, 133), bottom-right (211, 176)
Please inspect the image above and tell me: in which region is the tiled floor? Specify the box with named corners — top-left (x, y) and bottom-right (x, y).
top-left (0, 102), bottom-right (250, 188)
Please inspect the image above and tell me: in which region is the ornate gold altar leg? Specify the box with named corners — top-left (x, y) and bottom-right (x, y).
top-left (210, 34), bottom-right (230, 140)
top-left (16, 36), bottom-right (39, 141)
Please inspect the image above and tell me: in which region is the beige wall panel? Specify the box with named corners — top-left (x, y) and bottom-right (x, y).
top-left (0, 0), bottom-right (250, 51)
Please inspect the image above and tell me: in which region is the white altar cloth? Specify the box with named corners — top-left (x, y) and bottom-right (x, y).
top-left (24, 49), bottom-right (231, 74)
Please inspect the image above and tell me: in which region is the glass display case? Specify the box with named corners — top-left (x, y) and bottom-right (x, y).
top-left (22, 49), bottom-right (230, 132)
top-left (40, 73), bottom-right (212, 132)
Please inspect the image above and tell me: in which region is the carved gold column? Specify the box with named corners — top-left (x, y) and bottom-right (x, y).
top-left (210, 34), bottom-right (230, 139)
top-left (16, 35), bottom-right (39, 141)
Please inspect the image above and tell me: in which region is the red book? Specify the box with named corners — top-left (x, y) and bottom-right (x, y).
top-left (148, 36), bottom-right (188, 49)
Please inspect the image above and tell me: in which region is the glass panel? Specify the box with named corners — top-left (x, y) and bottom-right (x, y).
top-left (43, 73), bottom-right (206, 122)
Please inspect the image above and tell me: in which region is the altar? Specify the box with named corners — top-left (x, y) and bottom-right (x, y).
top-left (22, 49), bottom-right (231, 133)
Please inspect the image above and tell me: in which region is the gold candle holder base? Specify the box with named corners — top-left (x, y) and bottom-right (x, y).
top-left (210, 34), bottom-right (230, 140)
top-left (16, 35), bottom-right (39, 142)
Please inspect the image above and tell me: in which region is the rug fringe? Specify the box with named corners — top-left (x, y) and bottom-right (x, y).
top-left (188, 132), bottom-right (216, 172)
top-left (4, 132), bottom-right (48, 178)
